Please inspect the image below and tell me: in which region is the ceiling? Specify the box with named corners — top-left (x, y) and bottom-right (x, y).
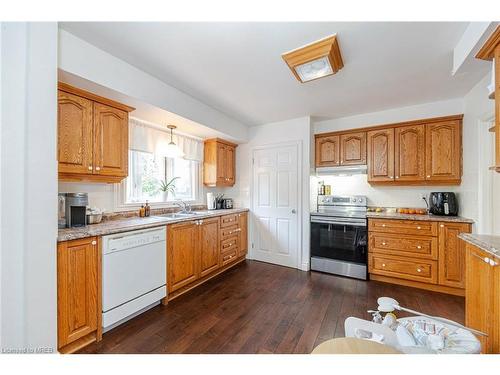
top-left (59, 22), bottom-right (490, 126)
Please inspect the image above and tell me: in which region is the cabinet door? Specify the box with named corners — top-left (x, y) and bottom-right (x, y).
top-left (167, 221), bottom-right (199, 293)
top-left (216, 143), bottom-right (227, 185)
top-left (57, 237), bottom-right (98, 348)
top-left (315, 135), bottom-right (340, 167)
top-left (465, 244), bottom-right (496, 353)
top-left (340, 131), bottom-right (366, 165)
top-left (395, 125), bottom-right (425, 182)
top-left (225, 145), bottom-right (236, 186)
top-left (367, 128), bottom-right (394, 182)
top-left (93, 103), bottom-right (128, 177)
top-left (57, 90), bottom-right (94, 175)
top-left (199, 217), bottom-right (220, 277)
top-left (438, 223), bottom-right (470, 288)
top-left (425, 121), bottom-right (461, 182)
top-left (238, 212), bottom-right (248, 258)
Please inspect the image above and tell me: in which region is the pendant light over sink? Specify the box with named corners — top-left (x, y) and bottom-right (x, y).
top-left (164, 124), bottom-right (184, 158)
top-left (282, 34), bottom-right (344, 83)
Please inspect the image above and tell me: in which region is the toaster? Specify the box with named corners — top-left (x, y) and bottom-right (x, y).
top-left (429, 192), bottom-right (458, 216)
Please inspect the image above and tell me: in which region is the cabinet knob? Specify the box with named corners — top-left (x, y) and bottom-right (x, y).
top-left (382, 242), bottom-right (387, 246)
top-left (417, 245), bottom-right (422, 249)
top-left (88, 166), bottom-right (93, 171)
top-left (389, 176), bottom-right (394, 179)
top-left (417, 226), bottom-right (421, 230)
top-left (417, 268), bottom-right (422, 273)
top-left (95, 166), bottom-right (101, 171)
top-left (91, 240), bottom-right (97, 246)
top-left (427, 175), bottom-right (431, 178)
top-left (382, 224), bottom-right (386, 227)
top-left (440, 224), bottom-right (444, 228)
top-left (395, 176), bottom-right (399, 179)
top-left (382, 263), bottom-right (386, 267)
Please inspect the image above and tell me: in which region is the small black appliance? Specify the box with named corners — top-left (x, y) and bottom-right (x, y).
top-left (429, 192), bottom-right (458, 216)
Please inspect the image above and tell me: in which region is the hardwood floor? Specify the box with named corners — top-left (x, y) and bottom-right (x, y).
top-left (79, 260), bottom-right (465, 354)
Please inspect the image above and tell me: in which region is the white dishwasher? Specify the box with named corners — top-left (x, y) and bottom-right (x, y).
top-left (102, 227), bottom-right (166, 331)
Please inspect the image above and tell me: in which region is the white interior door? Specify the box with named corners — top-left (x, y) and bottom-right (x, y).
top-left (251, 143), bottom-right (299, 268)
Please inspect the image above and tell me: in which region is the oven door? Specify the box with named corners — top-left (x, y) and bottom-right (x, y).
top-left (310, 217), bottom-right (367, 265)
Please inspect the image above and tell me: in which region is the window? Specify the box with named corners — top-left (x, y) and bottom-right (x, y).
top-left (125, 150), bottom-right (200, 204)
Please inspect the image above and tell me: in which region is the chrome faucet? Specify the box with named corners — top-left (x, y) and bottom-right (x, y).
top-left (175, 200), bottom-right (192, 213)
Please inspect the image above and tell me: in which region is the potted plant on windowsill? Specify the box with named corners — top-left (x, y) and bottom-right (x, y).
top-left (159, 177), bottom-right (179, 202)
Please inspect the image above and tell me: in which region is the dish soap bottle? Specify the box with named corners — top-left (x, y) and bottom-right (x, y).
top-left (144, 201), bottom-right (150, 217)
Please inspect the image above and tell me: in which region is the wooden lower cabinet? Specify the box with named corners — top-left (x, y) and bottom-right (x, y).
top-left (438, 222), bottom-right (471, 288)
top-left (57, 237), bottom-right (101, 353)
top-left (238, 212), bottom-right (248, 258)
top-left (199, 218), bottom-right (221, 277)
top-left (465, 243), bottom-right (500, 353)
top-left (167, 212), bottom-right (249, 300)
top-left (368, 218), bottom-right (471, 296)
top-left (167, 221), bottom-right (200, 292)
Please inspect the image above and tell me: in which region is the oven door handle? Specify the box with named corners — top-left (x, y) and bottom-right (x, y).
top-left (310, 218), bottom-right (367, 227)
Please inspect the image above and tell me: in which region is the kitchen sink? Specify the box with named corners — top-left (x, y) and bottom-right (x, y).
top-left (155, 211), bottom-right (207, 219)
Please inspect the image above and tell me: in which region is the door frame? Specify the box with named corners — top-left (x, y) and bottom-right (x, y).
top-left (249, 140), bottom-right (303, 270)
top-left (478, 114), bottom-right (495, 234)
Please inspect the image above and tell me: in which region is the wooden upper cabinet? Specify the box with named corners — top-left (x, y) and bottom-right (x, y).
top-left (315, 135), bottom-right (340, 167)
top-left (167, 221), bottom-right (200, 293)
top-left (57, 83), bottom-right (134, 183)
top-left (425, 120), bottom-right (462, 182)
top-left (367, 128), bottom-right (394, 182)
top-left (340, 132), bottom-right (366, 165)
top-left (199, 217), bottom-right (220, 278)
top-left (225, 145), bottom-right (236, 185)
top-left (93, 103), bottom-right (128, 178)
top-left (395, 125), bottom-right (425, 181)
top-left (57, 91), bottom-right (94, 175)
top-left (57, 237), bottom-right (98, 350)
top-left (438, 222), bottom-right (470, 289)
top-left (203, 138), bottom-right (237, 187)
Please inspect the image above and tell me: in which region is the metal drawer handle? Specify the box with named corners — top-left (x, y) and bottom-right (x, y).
top-left (471, 253), bottom-right (498, 266)
top-left (440, 224), bottom-right (444, 228)
top-left (417, 226), bottom-right (421, 230)
top-left (417, 268), bottom-right (422, 273)
top-left (88, 166), bottom-right (93, 171)
top-left (382, 224), bottom-right (386, 227)
top-left (381, 242), bottom-right (387, 246)
top-left (95, 166), bottom-right (101, 171)
top-left (417, 245), bottom-right (422, 249)
top-left (91, 240), bottom-right (97, 246)
top-left (382, 263), bottom-right (386, 267)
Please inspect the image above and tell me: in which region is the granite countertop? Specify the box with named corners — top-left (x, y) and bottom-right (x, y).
top-left (366, 211), bottom-right (474, 224)
top-left (58, 208), bottom-right (249, 242)
top-left (458, 233), bottom-right (500, 260)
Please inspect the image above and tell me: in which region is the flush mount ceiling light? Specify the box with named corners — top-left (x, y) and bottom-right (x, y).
top-left (282, 34), bottom-right (344, 83)
top-left (164, 125), bottom-right (184, 158)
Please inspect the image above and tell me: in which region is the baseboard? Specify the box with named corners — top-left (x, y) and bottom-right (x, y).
top-left (369, 274), bottom-right (465, 297)
top-left (300, 261), bottom-right (310, 271)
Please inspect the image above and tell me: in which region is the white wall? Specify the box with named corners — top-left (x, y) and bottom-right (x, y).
top-left (58, 29), bottom-right (248, 143)
top-left (312, 98), bottom-right (484, 223)
top-left (1, 23), bottom-right (58, 351)
top-left (230, 117), bottom-right (312, 271)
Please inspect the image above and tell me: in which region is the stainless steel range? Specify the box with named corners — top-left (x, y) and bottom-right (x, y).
top-left (310, 195), bottom-right (368, 280)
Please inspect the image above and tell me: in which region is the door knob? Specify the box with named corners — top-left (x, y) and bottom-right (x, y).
top-left (291, 209), bottom-right (296, 214)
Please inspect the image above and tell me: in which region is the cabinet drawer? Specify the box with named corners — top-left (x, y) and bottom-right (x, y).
top-left (220, 214), bottom-right (239, 228)
top-left (369, 233), bottom-right (438, 259)
top-left (220, 225), bottom-right (241, 240)
top-left (368, 219), bottom-right (437, 236)
top-left (369, 254), bottom-right (437, 284)
top-left (221, 236), bottom-right (238, 254)
top-left (221, 249), bottom-right (238, 266)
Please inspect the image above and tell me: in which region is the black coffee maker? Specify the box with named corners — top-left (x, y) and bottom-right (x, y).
top-left (429, 192), bottom-right (458, 216)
